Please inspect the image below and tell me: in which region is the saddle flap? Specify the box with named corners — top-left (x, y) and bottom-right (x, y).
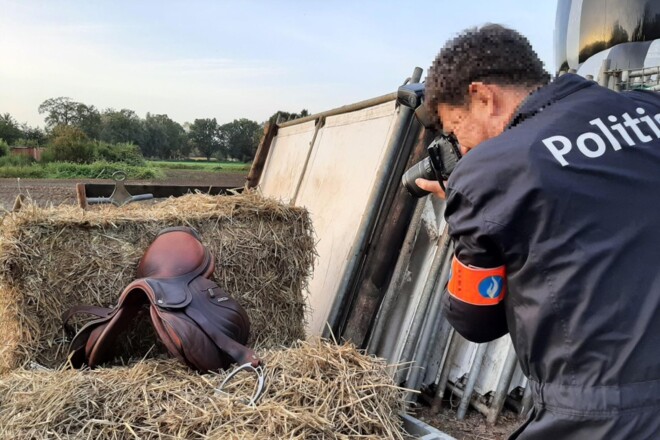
top-left (86, 286), bottom-right (150, 367)
top-left (145, 278), bottom-right (194, 309)
top-left (149, 305), bottom-right (191, 368)
top-left (67, 315), bottom-right (112, 368)
top-left (150, 306), bottom-right (232, 371)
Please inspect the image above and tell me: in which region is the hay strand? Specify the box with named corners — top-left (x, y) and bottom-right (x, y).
top-left (0, 192), bottom-right (316, 372)
top-left (0, 339), bottom-right (412, 439)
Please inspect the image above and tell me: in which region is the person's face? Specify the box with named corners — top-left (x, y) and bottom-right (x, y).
top-left (437, 102), bottom-right (491, 155)
top-left (437, 82), bottom-right (527, 154)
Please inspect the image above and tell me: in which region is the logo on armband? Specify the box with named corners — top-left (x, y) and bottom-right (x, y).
top-left (448, 256), bottom-right (507, 306)
top-left (478, 276), bottom-right (504, 299)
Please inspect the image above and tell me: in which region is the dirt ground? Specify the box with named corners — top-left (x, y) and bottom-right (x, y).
top-left (415, 404), bottom-right (522, 439)
top-left (0, 169), bottom-right (521, 439)
top-left (0, 170), bottom-right (247, 210)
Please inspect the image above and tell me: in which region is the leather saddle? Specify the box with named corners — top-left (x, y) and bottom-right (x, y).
top-left (64, 226), bottom-right (260, 372)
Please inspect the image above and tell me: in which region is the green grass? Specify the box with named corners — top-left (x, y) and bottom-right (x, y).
top-left (148, 160), bottom-right (250, 172)
top-left (0, 159), bottom-right (250, 180)
top-left (0, 161), bottom-right (163, 179)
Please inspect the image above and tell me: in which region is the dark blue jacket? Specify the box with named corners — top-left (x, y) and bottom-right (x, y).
top-left (444, 74), bottom-right (660, 439)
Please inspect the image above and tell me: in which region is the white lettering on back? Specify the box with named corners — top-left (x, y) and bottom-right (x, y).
top-left (542, 136), bottom-right (572, 167)
top-left (576, 132), bottom-right (606, 158)
top-left (589, 118), bottom-right (621, 151)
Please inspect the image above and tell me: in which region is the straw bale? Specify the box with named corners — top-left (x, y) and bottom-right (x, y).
top-left (0, 192), bottom-right (315, 373)
top-left (0, 338), bottom-right (411, 440)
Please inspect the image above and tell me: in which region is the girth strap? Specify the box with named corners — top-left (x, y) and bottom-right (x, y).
top-left (62, 305), bottom-right (113, 323)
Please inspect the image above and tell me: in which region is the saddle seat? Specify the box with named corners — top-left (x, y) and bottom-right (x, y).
top-left (65, 226), bottom-right (259, 372)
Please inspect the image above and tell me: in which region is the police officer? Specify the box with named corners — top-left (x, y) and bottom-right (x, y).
top-left (416, 24), bottom-right (660, 439)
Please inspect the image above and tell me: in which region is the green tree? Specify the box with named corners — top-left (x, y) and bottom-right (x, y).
top-left (47, 125), bottom-right (95, 163)
top-left (268, 109), bottom-right (310, 124)
top-left (76, 103), bottom-right (102, 139)
top-left (39, 97), bottom-right (78, 127)
top-left (38, 97), bottom-right (102, 138)
top-left (0, 113), bottom-right (23, 145)
top-left (100, 109), bottom-right (144, 146)
top-left (0, 139), bottom-right (9, 157)
top-left (19, 123), bottom-right (47, 146)
top-left (188, 118), bottom-right (220, 161)
top-left (143, 113), bottom-right (188, 159)
top-left (219, 118), bottom-right (262, 162)
top-left (94, 141), bottom-right (145, 166)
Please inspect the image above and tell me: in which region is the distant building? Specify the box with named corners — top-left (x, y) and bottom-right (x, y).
top-left (10, 146), bottom-right (44, 161)
top-left (555, 0), bottom-right (660, 84)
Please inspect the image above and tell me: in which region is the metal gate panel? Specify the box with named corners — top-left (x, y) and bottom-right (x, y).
top-left (259, 120), bottom-right (317, 203)
top-left (370, 195), bottom-right (446, 365)
top-left (444, 335), bottom-right (526, 397)
top-left (369, 187), bottom-right (528, 422)
top-left (294, 101), bottom-right (399, 335)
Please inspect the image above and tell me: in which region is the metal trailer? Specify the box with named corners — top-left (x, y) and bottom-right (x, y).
top-left (250, 2), bottom-right (660, 427)
top-left (250, 67), bottom-right (531, 430)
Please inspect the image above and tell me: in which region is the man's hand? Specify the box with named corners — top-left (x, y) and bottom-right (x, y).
top-left (415, 178), bottom-right (446, 199)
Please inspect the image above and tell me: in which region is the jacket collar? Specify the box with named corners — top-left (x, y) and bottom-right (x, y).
top-left (507, 73), bottom-right (595, 129)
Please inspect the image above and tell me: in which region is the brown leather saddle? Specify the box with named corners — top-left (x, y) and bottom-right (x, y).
top-left (64, 226), bottom-right (260, 372)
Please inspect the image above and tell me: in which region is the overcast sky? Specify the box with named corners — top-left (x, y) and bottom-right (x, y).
top-left (0, 0), bottom-right (558, 128)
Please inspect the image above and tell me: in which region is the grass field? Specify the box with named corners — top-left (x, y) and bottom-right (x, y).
top-left (0, 160), bottom-right (251, 179)
top-left (148, 160), bottom-right (250, 172)
top-left (0, 161), bottom-right (163, 180)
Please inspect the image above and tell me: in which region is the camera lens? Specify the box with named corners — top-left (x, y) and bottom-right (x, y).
top-left (401, 157), bottom-right (435, 198)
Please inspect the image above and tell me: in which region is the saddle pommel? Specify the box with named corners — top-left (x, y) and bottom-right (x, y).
top-left (137, 227), bottom-right (214, 279)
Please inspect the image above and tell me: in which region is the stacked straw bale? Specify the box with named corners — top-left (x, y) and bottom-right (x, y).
top-left (0, 339), bottom-right (411, 439)
top-left (0, 192), bottom-right (315, 372)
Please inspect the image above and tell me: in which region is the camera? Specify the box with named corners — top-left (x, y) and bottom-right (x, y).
top-left (397, 82), bottom-right (462, 197)
top-left (401, 134), bottom-right (462, 197)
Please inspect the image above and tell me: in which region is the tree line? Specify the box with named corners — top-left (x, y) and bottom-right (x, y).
top-left (0, 97), bottom-right (309, 163)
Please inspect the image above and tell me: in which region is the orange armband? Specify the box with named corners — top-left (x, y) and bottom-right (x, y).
top-left (447, 256), bottom-right (506, 306)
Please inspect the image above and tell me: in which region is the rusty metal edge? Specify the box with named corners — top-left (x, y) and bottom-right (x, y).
top-left (246, 121), bottom-right (279, 189)
top-left (277, 92), bottom-right (398, 129)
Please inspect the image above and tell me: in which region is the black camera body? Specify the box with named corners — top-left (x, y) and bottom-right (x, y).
top-left (397, 83), bottom-right (462, 198)
top-left (401, 134), bottom-right (462, 197)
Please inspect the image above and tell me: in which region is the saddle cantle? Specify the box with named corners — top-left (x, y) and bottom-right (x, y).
top-left (64, 226), bottom-right (260, 372)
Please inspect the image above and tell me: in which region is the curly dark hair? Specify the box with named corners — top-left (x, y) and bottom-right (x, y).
top-left (426, 24), bottom-right (550, 118)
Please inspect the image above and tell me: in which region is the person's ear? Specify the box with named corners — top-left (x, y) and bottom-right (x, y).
top-left (467, 82), bottom-right (495, 116)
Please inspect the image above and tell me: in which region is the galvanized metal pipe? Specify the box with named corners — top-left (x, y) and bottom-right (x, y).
top-left (612, 72), bottom-right (622, 92)
top-left (403, 297), bottom-right (444, 398)
top-left (598, 59), bottom-right (611, 88)
top-left (367, 198), bottom-right (426, 356)
top-left (446, 382), bottom-right (492, 416)
top-left (395, 226), bottom-right (451, 384)
top-left (432, 324), bottom-right (454, 384)
top-left (432, 328), bottom-right (458, 412)
top-left (324, 67), bottom-right (422, 340)
top-left (626, 66), bottom-right (660, 78)
top-left (486, 341), bottom-right (519, 424)
top-left (404, 230), bottom-right (453, 394)
top-left (456, 343), bottom-right (489, 420)
top-left (420, 318), bottom-right (453, 388)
